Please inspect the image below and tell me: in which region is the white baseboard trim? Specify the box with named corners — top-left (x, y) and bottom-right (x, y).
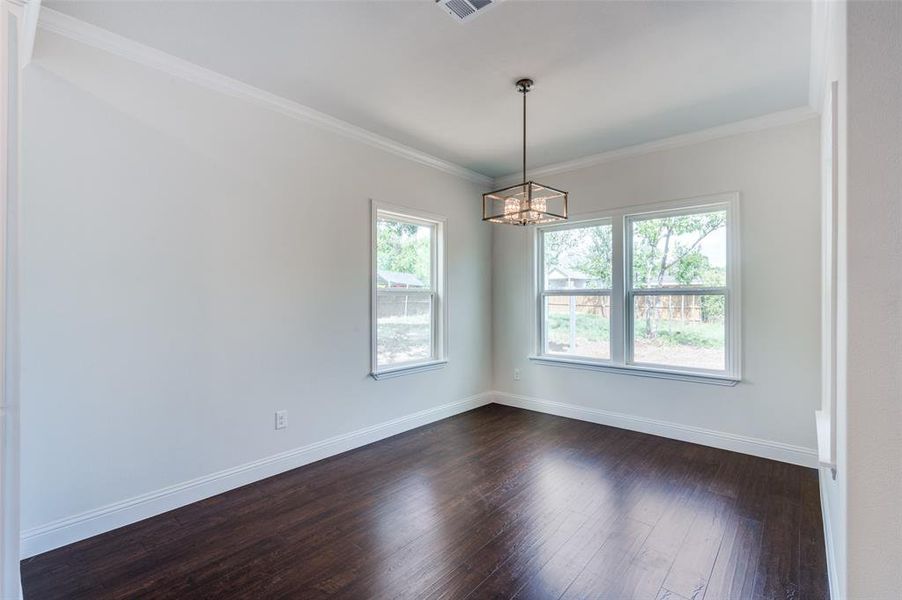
top-left (21, 392), bottom-right (492, 558)
top-left (491, 391), bottom-right (818, 468)
top-left (818, 469), bottom-right (842, 600)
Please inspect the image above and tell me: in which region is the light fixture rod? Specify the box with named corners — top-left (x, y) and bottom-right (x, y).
top-left (516, 78), bottom-right (533, 183)
top-left (482, 77), bottom-right (566, 226)
top-left (522, 87), bottom-right (526, 183)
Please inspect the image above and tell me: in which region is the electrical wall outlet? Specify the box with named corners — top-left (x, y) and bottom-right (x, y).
top-left (275, 410), bottom-right (288, 430)
top-left (513, 368), bottom-right (521, 381)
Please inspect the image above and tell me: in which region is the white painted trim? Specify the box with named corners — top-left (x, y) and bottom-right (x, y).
top-left (819, 469), bottom-right (842, 600)
top-left (17, 0), bottom-right (38, 66)
top-left (819, 81), bottom-right (839, 471)
top-left (528, 356), bottom-right (740, 386)
top-left (491, 391), bottom-right (818, 468)
top-left (0, 3), bottom-right (22, 597)
top-left (815, 410), bottom-right (836, 471)
top-left (494, 107), bottom-right (819, 185)
top-left (371, 360), bottom-right (448, 380)
top-left (35, 8), bottom-right (492, 185)
top-left (20, 392), bottom-right (492, 558)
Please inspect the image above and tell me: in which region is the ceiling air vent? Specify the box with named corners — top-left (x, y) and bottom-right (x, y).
top-left (435, 0), bottom-right (500, 23)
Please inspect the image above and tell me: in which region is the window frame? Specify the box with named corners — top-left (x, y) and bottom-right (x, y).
top-left (371, 201), bottom-right (447, 380)
top-left (530, 192), bottom-right (741, 386)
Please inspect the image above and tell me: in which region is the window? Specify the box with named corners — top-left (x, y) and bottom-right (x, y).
top-left (627, 208), bottom-right (728, 372)
top-left (371, 202), bottom-right (446, 379)
top-left (534, 194), bottom-right (740, 384)
top-left (539, 221), bottom-right (613, 360)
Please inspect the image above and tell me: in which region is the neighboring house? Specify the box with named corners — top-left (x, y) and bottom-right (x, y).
top-left (377, 270), bottom-right (425, 289)
top-left (546, 266), bottom-right (594, 289)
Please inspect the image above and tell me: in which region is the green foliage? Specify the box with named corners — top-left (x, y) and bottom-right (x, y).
top-left (547, 310), bottom-right (722, 349)
top-left (376, 219), bottom-right (431, 285)
top-left (547, 311), bottom-right (610, 343)
top-left (542, 212), bottom-right (727, 356)
top-left (577, 226), bottom-right (613, 288)
top-left (543, 225), bottom-right (612, 288)
top-left (631, 212), bottom-right (725, 288)
top-left (542, 229), bottom-right (577, 269)
top-left (543, 212), bottom-right (723, 292)
top-left (633, 318), bottom-right (724, 349)
top-left (700, 294), bottom-right (725, 321)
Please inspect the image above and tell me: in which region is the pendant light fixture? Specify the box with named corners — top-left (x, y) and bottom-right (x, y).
top-left (483, 78), bottom-right (568, 225)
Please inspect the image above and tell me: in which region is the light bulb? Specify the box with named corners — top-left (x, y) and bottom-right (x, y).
top-left (504, 198), bottom-right (519, 219)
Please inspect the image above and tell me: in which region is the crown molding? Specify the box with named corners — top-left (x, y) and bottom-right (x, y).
top-left (3, 0), bottom-right (37, 61)
top-left (494, 106), bottom-right (819, 186)
top-left (36, 8), bottom-right (493, 185)
top-left (19, 0), bottom-right (40, 66)
top-left (35, 8), bottom-right (819, 190)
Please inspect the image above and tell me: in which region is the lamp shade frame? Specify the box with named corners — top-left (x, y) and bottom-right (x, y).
top-left (482, 180), bottom-right (569, 226)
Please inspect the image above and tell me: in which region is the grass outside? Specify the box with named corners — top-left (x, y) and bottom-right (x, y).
top-left (377, 310), bottom-right (725, 367)
top-left (547, 312), bottom-right (609, 345)
top-left (547, 312), bottom-right (723, 348)
top-left (633, 317), bottom-right (724, 349)
top-left (547, 311), bottom-right (724, 369)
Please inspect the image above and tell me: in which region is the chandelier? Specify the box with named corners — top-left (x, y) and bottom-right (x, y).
top-left (482, 78), bottom-right (568, 225)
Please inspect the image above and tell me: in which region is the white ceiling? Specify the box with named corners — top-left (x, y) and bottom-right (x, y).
top-left (44, 1), bottom-right (812, 179)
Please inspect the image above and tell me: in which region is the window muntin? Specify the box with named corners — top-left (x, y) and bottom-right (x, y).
top-left (539, 221), bottom-right (613, 361)
top-left (373, 209), bottom-right (444, 374)
top-left (535, 199), bottom-right (738, 381)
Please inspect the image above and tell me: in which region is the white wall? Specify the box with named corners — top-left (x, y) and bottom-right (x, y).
top-left (816, 2), bottom-right (902, 597)
top-left (816, 0), bottom-right (848, 596)
top-left (493, 119), bottom-right (821, 456)
top-left (843, 1), bottom-right (902, 597)
top-left (20, 32), bottom-right (492, 548)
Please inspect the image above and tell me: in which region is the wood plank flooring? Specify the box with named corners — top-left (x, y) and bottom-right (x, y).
top-left (21, 404), bottom-right (829, 599)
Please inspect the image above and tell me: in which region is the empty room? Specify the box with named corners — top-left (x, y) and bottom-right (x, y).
top-left (1, 0), bottom-right (900, 598)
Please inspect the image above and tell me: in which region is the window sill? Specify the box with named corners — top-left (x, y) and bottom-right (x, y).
top-left (371, 360), bottom-right (448, 380)
top-left (528, 355), bottom-right (740, 386)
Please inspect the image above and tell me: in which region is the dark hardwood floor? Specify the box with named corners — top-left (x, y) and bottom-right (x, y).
top-left (21, 404), bottom-right (829, 599)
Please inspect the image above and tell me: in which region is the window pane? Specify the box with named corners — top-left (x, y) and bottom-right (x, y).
top-left (543, 223), bottom-right (612, 290)
top-left (632, 294), bottom-right (725, 370)
top-left (377, 293), bottom-right (433, 367)
top-left (631, 209), bottom-right (727, 288)
top-left (376, 217), bottom-right (432, 289)
top-left (544, 295), bottom-right (611, 359)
